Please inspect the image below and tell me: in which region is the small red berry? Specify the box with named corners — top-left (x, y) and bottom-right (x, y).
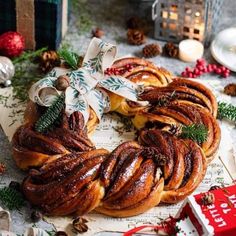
top-left (222, 72), bottom-right (230, 78)
top-left (197, 65), bottom-right (204, 71)
top-left (216, 68), bottom-right (222, 74)
top-left (181, 71), bottom-right (187, 77)
top-left (193, 68), bottom-right (200, 75)
top-left (188, 72), bottom-right (193, 78)
top-left (220, 66), bottom-right (227, 72)
top-left (212, 64), bottom-right (217, 70)
top-left (196, 59), bottom-right (206, 66)
top-left (207, 65), bottom-right (213, 73)
top-left (202, 67), bottom-right (208, 73)
top-left (185, 67), bottom-right (192, 72)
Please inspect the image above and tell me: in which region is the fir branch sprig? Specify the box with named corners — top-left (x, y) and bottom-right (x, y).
top-left (0, 187), bottom-right (25, 210)
top-left (12, 47), bottom-right (47, 64)
top-left (58, 47), bottom-right (80, 70)
top-left (35, 93), bottom-right (65, 133)
top-left (180, 124), bottom-right (208, 144)
top-left (217, 102), bottom-right (236, 122)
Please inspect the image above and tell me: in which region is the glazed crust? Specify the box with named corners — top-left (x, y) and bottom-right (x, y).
top-left (109, 57), bottom-right (173, 116)
top-left (22, 131), bottom-right (206, 217)
top-left (135, 78), bottom-right (220, 162)
top-left (12, 110), bottom-right (95, 170)
top-left (16, 57), bottom-right (220, 218)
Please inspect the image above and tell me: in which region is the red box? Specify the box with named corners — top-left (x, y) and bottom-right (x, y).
top-left (176, 185), bottom-right (236, 236)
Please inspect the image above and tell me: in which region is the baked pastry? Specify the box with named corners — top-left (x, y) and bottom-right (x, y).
top-left (22, 130), bottom-right (206, 217)
top-left (140, 78), bottom-right (217, 117)
top-left (108, 57), bottom-right (173, 116)
top-left (12, 58), bottom-right (173, 170)
top-left (12, 111), bottom-right (94, 170)
top-left (12, 56), bottom-right (220, 218)
top-left (133, 78), bottom-right (220, 162)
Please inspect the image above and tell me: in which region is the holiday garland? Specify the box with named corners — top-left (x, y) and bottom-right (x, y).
top-left (35, 93), bottom-right (65, 133)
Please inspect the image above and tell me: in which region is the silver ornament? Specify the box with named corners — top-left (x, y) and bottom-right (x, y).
top-left (0, 56), bottom-right (15, 86)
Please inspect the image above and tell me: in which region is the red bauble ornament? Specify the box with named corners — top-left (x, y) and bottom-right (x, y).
top-left (0, 31), bottom-right (25, 57)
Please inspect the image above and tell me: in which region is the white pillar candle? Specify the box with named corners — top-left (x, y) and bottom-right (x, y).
top-left (179, 39), bottom-right (204, 62)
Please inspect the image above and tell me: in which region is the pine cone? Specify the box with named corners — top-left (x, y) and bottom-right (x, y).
top-left (224, 83), bottom-right (236, 96)
top-left (209, 185), bottom-right (221, 191)
top-left (72, 217), bottom-right (88, 233)
top-left (143, 43), bottom-right (162, 58)
top-left (127, 29), bottom-right (146, 45)
top-left (39, 50), bottom-right (61, 73)
top-left (92, 28), bottom-right (104, 38)
top-left (201, 192), bottom-right (215, 205)
top-left (126, 16), bottom-right (142, 29)
top-left (0, 163), bottom-right (5, 175)
top-left (163, 42), bottom-right (179, 58)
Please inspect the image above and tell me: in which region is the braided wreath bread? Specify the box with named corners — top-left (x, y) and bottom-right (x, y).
top-left (22, 130), bottom-right (206, 217)
top-left (12, 57), bottom-right (220, 218)
top-left (12, 58), bottom-right (174, 170)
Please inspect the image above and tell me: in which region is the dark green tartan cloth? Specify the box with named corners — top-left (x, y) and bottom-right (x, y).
top-left (0, 0), bottom-right (65, 49)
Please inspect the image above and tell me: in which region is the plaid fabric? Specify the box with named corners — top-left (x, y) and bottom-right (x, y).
top-left (0, 0), bottom-right (16, 34)
top-left (35, 0), bottom-right (62, 49)
top-left (0, 0), bottom-right (66, 49)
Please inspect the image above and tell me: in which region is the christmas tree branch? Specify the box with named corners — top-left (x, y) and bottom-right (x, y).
top-left (12, 47), bottom-right (47, 64)
top-left (180, 124), bottom-right (208, 144)
top-left (0, 187), bottom-right (25, 210)
top-left (58, 47), bottom-right (81, 70)
top-left (217, 102), bottom-right (236, 122)
top-left (35, 93), bottom-right (65, 133)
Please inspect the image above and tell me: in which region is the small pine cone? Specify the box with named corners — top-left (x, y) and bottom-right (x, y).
top-left (72, 217), bottom-right (88, 233)
top-left (39, 50), bottom-right (61, 73)
top-left (224, 83), bottom-right (236, 96)
top-left (163, 42), bottom-right (179, 58)
top-left (201, 192), bottom-right (215, 206)
top-left (126, 16), bottom-right (142, 29)
top-left (92, 28), bottom-right (104, 38)
top-left (169, 125), bottom-right (182, 137)
top-left (0, 163), bottom-right (6, 175)
top-left (143, 43), bottom-right (162, 58)
top-left (127, 29), bottom-right (146, 45)
top-left (209, 185), bottom-right (221, 191)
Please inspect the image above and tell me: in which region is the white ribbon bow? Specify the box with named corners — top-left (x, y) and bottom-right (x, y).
top-left (29, 38), bottom-right (143, 124)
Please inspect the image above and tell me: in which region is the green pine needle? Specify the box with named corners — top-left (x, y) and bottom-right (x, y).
top-left (35, 93), bottom-right (65, 133)
top-left (217, 102), bottom-right (236, 122)
top-left (0, 187), bottom-right (25, 210)
top-left (180, 124), bottom-right (208, 144)
top-left (58, 47), bottom-right (80, 70)
top-left (12, 47), bottom-right (47, 64)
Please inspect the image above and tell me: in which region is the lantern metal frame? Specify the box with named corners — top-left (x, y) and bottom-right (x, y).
top-left (152, 0), bottom-right (223, 44)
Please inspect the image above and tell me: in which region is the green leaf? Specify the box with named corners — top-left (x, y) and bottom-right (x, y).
top-left (35, 93), bottom-right (65, 133)
top-left (217, 102), bottom-right (236, 122)
top-left (0, 187), bottom-right (25, 210)
top-left (180, 124), bottom-right (208, 144)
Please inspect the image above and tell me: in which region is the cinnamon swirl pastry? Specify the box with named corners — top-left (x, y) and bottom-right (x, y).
top-left (133, 79), bottom-right (220, 162)
top-left (12, 111), bottom-right (94, 170)
top-left (108, 57), bottom-right (173, 116)
top-left (22, 130), bottom-right (206, 217)
top-left (13, 56), bottom-right (220, 218)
